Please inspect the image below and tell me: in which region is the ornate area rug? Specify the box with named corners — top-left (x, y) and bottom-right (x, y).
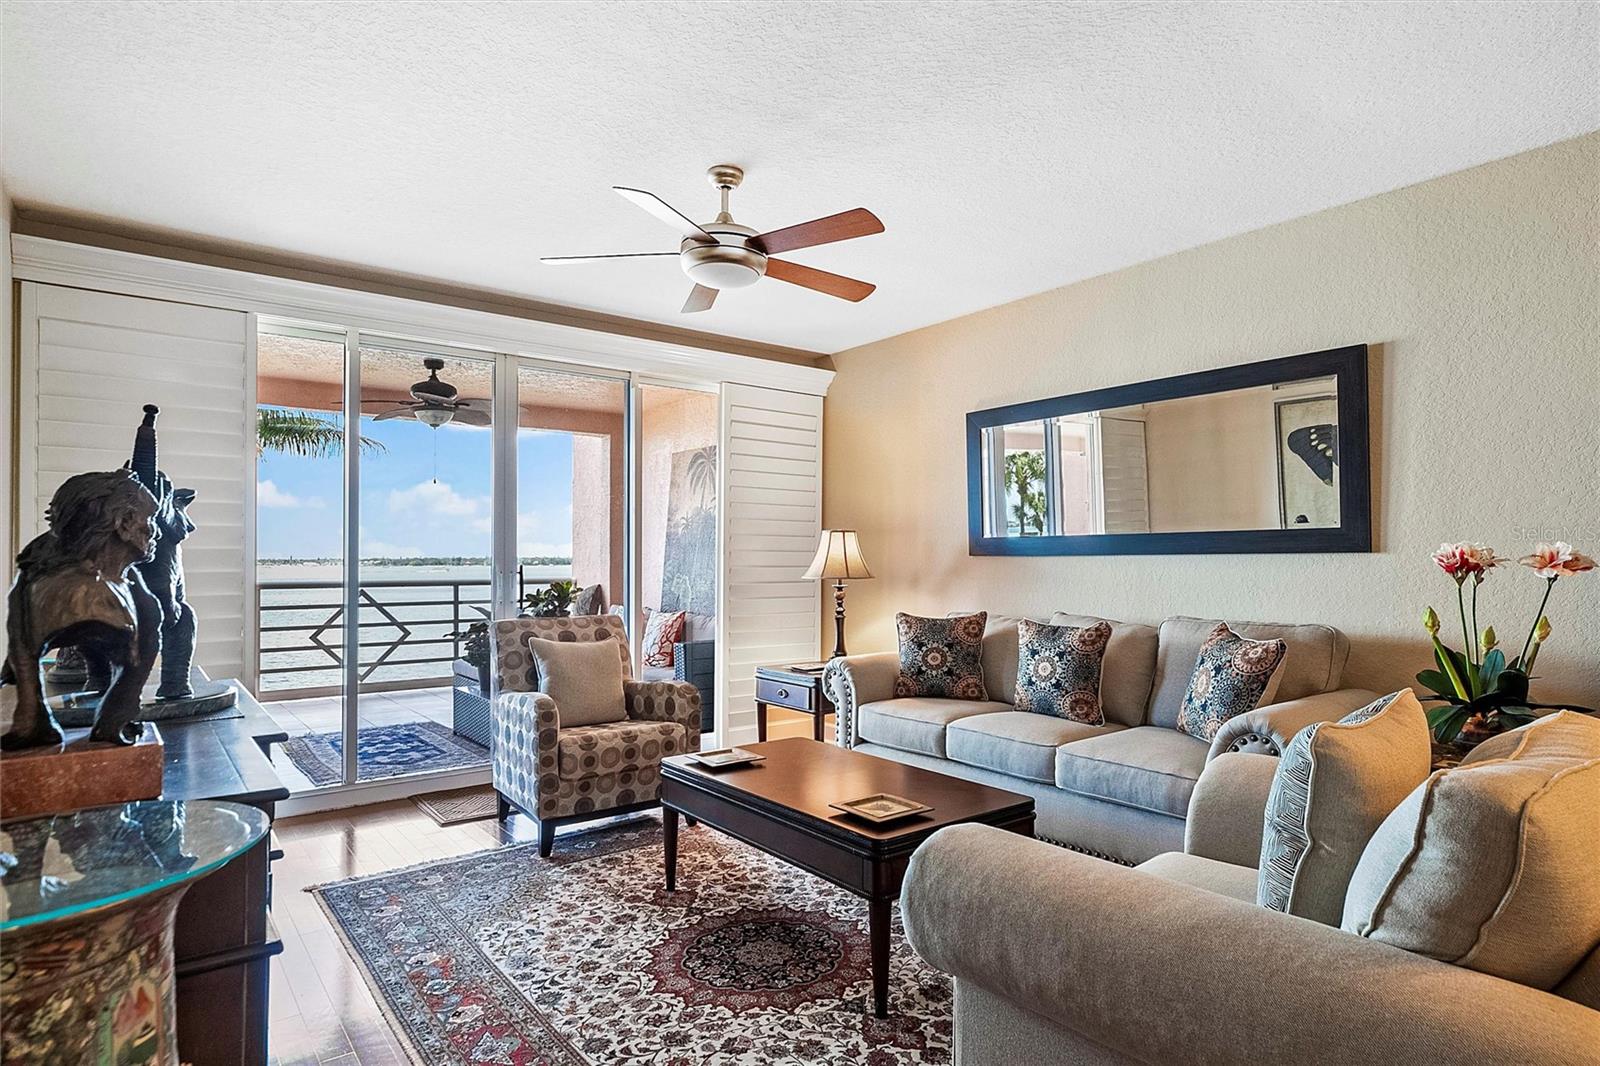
top-left (282, 721), bottom-right (489, 786)
top-left (312, 819), bottom-right (952, 1064)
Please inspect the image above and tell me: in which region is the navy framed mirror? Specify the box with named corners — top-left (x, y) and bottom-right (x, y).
top-left (966, 344), bottom-right (1371, 556)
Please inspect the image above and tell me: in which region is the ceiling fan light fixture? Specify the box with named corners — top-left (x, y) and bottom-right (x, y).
top-left (549, 165), bottom-right (880, 312)
top-left (684, 258), bottom-right (761, 290)
top-left (414, 406), bottom-right (454, 428)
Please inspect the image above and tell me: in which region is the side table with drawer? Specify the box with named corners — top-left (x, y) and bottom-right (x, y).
top-left (754, 665), bottom-right (835, 743)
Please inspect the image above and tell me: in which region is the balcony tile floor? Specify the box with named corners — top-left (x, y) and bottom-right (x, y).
top-left (262, 687), bottom-right (465, 793)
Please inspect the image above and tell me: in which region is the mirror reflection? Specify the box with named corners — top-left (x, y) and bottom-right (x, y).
top-left (981, 376), bottom-right (1339, 537)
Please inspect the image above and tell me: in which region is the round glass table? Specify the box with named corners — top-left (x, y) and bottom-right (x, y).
top-left (0, 799), bottom-right (269, 1066)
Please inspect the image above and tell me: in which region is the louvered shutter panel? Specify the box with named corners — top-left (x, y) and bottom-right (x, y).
top-left (1098, 416), bottom-right (1151, 534)
top-left (718, 383), bottom-right (823, 745)
top-left (20, 284), bottom-right (251, 683)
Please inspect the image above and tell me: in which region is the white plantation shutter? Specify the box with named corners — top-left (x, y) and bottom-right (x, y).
top-left (719, 383), bottom-right (823, 745)
top-left (1097, 416), bottom-right (1151, 534)
top-left (19, 283), bottom-right (251, 683)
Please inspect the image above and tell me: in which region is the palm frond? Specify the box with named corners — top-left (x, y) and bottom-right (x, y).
top-left (257, 408), bottom-right (385, 458)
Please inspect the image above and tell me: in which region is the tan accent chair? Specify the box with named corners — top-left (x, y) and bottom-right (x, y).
top-left (490, 615), bottom-right (702, 855)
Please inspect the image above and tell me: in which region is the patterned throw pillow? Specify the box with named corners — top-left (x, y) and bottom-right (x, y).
top-left (1015, 618), bottom-right (1113, 724)
top-left (894, 612), bottom-right (989, 700)
top-left (641, 609), bottom-right (686, 668)
top-left (1176, 623), bottom-right (1288, 740)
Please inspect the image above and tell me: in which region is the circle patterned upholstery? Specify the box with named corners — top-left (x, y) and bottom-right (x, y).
top-left (490, 614), bottom-right (701, 823)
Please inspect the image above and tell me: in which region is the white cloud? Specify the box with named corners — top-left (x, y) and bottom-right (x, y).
top-left (387, 480), bottom-right (486, 518)
top-left (258, 479), bottom-right (323, 509)
top-left (518, 509), bottom-right (572, 542)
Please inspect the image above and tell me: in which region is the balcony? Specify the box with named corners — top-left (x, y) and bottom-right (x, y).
top-left (257, 574), bottom-right (542, 791)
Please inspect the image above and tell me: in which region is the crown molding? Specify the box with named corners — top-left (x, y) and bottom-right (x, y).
top-left (11, 234), bottom-right (835, 396)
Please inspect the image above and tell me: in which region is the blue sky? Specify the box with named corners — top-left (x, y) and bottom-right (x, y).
top-left (257, 409), bottom-right (576, 560)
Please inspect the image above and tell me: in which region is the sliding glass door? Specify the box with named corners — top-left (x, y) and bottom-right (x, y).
top-left (637, 382), bottom-right (719, 741)
top-left (257, 324), bottom-right (665, 795)
top-left (254, 325), bottom-right (351, 792)
top-left (514, 362), bottom-right (629, 621)
top-left (353, 340), bottom-right (497, 783)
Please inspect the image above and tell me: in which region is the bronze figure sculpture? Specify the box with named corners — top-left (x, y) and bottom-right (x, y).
top-left (1, 470), bottom-right (163, 749)
top-left (128, 405), bottom-right (200, 701)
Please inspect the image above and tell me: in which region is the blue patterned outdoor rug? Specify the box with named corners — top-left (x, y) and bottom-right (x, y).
top-left (281, 720), bottom-right (489, 787)
top-left (311, 818), bottom-right (951, 1064)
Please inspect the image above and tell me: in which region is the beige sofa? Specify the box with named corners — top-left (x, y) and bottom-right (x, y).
top-left (825, 613), bottom-right (1376, 863)
top-left (901, 751), bottom-right (1600, 1064)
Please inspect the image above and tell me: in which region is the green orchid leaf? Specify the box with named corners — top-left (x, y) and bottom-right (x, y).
top-left (1442, 646), bottom-right (1480, 699)
top-left (1478, 649), bottom-right (1506, 689)
top-left (1415, 669), bottom-right (1455, 699)
top-left (1432, 643), bottom-right (1473, 700)
top-left (1425, 705), bottom-right (1458, 730)
top-left (1430, 707), bottom-right (1474, 744)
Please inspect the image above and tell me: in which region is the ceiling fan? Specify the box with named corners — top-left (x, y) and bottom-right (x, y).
top-left (368, 358), bottom-right (490, 427)
top-left (543, 164), bottom-right (884, 313)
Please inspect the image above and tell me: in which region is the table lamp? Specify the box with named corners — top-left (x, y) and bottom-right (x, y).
top-left (803, 529), bottom-right (874, 658)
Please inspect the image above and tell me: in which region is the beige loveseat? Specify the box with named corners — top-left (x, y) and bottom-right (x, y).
top-left (901, 745), bottom-right (1600, 1064)
top-left (825, 613), bottom-right (1376, 863)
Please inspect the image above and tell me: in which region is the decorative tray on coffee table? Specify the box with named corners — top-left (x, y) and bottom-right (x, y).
top-left (828, 793), bottom-right (934, 823)
top-left (688, 747), bottom-right (766, 769)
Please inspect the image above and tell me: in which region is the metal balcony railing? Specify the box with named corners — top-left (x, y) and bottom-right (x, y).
top-left (257, 574), bottom-right (544, 698)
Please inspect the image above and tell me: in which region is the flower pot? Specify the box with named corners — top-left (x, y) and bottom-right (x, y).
top-left (452, 657), bottom-right (491, 698)
top-left (1456, 712), bottom-right (1498, 748)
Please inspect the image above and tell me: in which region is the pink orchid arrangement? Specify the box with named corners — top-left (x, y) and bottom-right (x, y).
top-left (1419, 540), bottom-right (1594, 743)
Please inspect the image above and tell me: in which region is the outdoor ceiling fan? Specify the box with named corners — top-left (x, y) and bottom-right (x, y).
top-left (367, 358), bottom-right (490, 428)
top-left (543, 164), bottom-right (884, 313)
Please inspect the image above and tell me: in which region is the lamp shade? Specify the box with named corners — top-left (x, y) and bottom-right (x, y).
top-left (802, 529), bottom-right (873, 581)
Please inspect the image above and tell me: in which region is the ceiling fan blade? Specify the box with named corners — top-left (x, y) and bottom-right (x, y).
top-left (681, 284), bottom-right (718, 314)
top-left (752, 208), bottom-right (883, 255)
top-left (372, 406), bottom-right (416, 421)
top-left (764, 258), bottom-right (876, 302)
top-left (451, 397), bottom-right (492, 411)
top-left (541, 252), bottom-right (680, 264)
top-left (613, 187), bottom-right (716, 243)
top-left (448, 407), bottom-right (492, 427)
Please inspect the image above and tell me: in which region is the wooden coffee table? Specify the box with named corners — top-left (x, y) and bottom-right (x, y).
top-left (659, 738), bottom-right (1035, 1018)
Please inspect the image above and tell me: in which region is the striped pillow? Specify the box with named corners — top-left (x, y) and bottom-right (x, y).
top-left (1257, 689), bottom-right (1431, 925)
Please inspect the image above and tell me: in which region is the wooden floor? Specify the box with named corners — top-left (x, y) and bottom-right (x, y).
top-left (266, 707), bottom-right (831, 1065)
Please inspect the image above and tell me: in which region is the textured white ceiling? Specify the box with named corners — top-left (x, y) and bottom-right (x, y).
top-left (4, 1), bottom-right (1597, 355)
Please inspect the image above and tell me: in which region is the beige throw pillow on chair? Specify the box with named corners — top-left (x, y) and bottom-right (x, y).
top-left (527, 635), bottom-right (628, 728)
top-left (1256, 689), bottom-right (1432, 925)
top-left (1342, 711), bottom-right (1600, 988)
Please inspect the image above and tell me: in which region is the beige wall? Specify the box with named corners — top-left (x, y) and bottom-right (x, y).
top-left (569, 433), bottom-right (617, 597)
top-left (1143, 387), bottom-right (1275, 532)
top-left (824, 132), bottom-right (1600, 705)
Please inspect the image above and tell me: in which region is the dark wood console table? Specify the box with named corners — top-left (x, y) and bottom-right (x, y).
top-left (160, 681), bottom-right (288, 1066)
